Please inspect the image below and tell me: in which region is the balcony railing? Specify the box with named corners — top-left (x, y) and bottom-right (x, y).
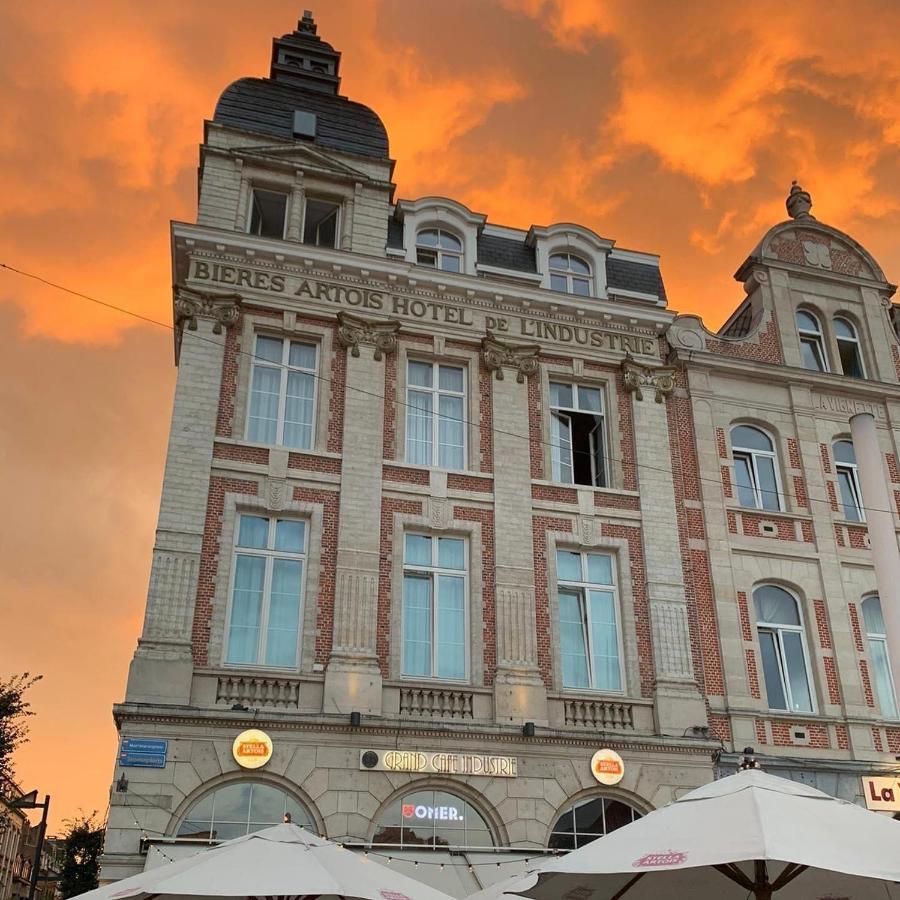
top-left (562, 697), bottom-right (635, 729)
top-left (399, 687), bottom-right (475, 719)
top-left (215, 674), bottom-right (302, 709)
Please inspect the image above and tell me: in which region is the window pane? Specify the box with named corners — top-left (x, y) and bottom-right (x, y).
top-left (758, 629), bottom-right (788, 710)
top-left (568, 255), bottom-right (590, 275)
top-left (405, 534), bottom-right (432, 566)
top-left (834, 318), bottom-right (855, 339)
top-left (438, 365), bottom-right (464, 393)
top-left (436, 575), bottom-right (465, 679)
top-left (289, 341), bottom-right (317, 370)
top-left (439, 231), bottom-right (462, 251)
top-left (303, 199), bottom-right (338, 247)
top-left (437, 538), bottom-right (465, 570)
top-left (833, 440), bottom-right (856, 465)
top-left (238, 516), bottom-right (269, 549)
top-left (577, 386), bottom-right (603, 413)
top-left (417, 248), bottom-right (437, 267)
top-left (586, 554), bottom-right (612, 586)
top-left (438, 394), bottom-right (464, 470)
top-left (862, 597), bottom-right (886, 635)
top-left (753, 585), bottom-right (800, 625)
top-left (441, 254), bottom-right (461, 273)
top-left (603, 800), bottom-right (636, 834)
top-left (247, 366), bottom-right (280, 445)
top-left (590, 421), bottom-right (607, 488)
top-left (228, 556), bottom-right (265, 664)
top-left (796, 310), bottom-right (819, 332)
top-left (283, 371), bottom-right (315, 449)
top-left (417, 229), bottom-right (439, 247)
top-left (869, 638), bottom-right (898, 719)
top-left (212, 783), bottom-right (252, 823)
top-left (406, 390), bottom-right (433, 466)
top-left (249, 784), bottom-right (289, 824)
top-left (837, 469), bottom-right (862, 521)
top-left (589, 590), bottom-right (621, 691)
top-left (781, 630), bottom-right (813, 712)
top-left (559, 590), bottom-right (590, 688)
top-left (275, 520), bottom-right (305, 553)
top-left (734, 454), bottom-right (758, 509)
top-left (403, 575), bottom-right (432, 676)
top-left (573, 797), bottom-right (605, 834)
top-left (549, 254), bottom-right (568, 269)
top-left (556, 550), bottom-right (582, 582)
top-left (266, 559), bottom-right (302, 667)
top-left (550, 382), bottom-right (574, 408)
top-left (255, 335), bottom-right (284, 363)
top-left (550, 273), bottom-right (568, 292)
top-left (800, 337), bottom-right (825, 371)
top-left (550, 411), bottom-right (573, 483)
top-left (756, 456), bottom-right (780, 511)
top-left (572, 277), bottom-right (591, 297)
top-left (731, 425), bottom-right (772, 452)
top-left (250, 190), bottom-right (287, 239)
top-left (838, 340), bottom-right (864, 378)
top-left (408, 361), bottom-right (433, 387)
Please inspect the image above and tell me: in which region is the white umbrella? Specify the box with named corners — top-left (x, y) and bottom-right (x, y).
top-left (495, 768), bottom-right (900, 899)
top-left (79, 823), bottom-right (456, 900)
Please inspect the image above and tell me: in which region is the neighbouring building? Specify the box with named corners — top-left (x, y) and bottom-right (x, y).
top-left (100, 12), bottom-right (900, 894)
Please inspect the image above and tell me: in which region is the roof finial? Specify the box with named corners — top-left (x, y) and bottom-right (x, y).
top-left (299, 10), bottom-right (317, 35)
top-left (786, 180), bottom-right (814, 220)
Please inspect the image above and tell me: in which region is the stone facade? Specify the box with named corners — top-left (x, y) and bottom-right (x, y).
top-left (102, 15), bottom-right (900, 892)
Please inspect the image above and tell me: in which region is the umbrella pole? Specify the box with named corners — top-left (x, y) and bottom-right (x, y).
top-left (753, 860), bottom-right (772, 900)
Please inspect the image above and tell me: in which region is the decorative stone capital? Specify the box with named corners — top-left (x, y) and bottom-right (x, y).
top-left (481, 331), bottom-right (540, 383)
top-left (174, 287), bottom-right (242, 334)
top-left (621, 354), bottom-right (676, 403)
top-left (336, 311), bottom-right (400, 360)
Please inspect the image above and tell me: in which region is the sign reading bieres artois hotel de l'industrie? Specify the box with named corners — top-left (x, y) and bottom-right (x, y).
top-left (104, 9), bottom-right (900, 892)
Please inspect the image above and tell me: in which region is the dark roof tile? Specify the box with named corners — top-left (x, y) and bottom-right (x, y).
top-left (606, 258), bottom-right (666, 301)
top-left (476, 233), bottom-right (536, 272)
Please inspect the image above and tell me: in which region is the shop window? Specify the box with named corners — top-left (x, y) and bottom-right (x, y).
top-left (402, 534), bottom-right (467, 680)
top-left (550, 382), bottom-right (607, 487)
top-left (226, 515), bottom-right (307, 668)
top-left (302, 198), bottom-right (339, 247)
top-left (557, 549), bottom-right (622, 692)
top-left (549, 253), bottom-right (591, 297)
top-left (753, 585), bottom-right (814, 713)
top-left (247, 335), bottom-right (318, 449)
top-left (862, 596), bottom-right (898, 719)
top-left (730, 425), bottom-right (782, 511)
top-left (249, 189), bottom-right (288, 239)
top-left (177, 782), bottom-right (316, 842)
top-left (833, 439), bottom-right (864, 522)
top-left (548, 796), bottom-right (641, 850)
top-left (834, 317), bottom-right (865, 378)
top-left (405, 361), bottom-right (466, 470)
top-left (416, 229), bottom-right (462, 272)
top-left (796, 310), bottom-right (828, 372)
top-left (372, 789), bottom-right (493, 848)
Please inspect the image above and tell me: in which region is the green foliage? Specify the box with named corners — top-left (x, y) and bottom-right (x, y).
top-left (0, 673), bottom-right (41, 782)
top-left (60, 813), bottom-right (105, 899)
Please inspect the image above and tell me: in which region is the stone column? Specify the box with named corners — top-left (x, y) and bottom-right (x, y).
top-left (126, 287), bottom-right (241, 705)
top-left (622, 357), bottom-right (708, 734)
top-left (322, 312), bottom-right (400, 715)
top-left (481, 334), bottom-right (548, 723)
top-left (286, 173), bottom-right (305, 242)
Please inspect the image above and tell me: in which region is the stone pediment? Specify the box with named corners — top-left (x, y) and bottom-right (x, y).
top-left (761, 222), bottom-right (878, 281)
top-left (232, 142), bottom-right (373, 181)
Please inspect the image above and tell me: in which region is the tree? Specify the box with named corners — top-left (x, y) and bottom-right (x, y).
top-left (60, 813), bottom-right (105, 898)
top-left (0, 672), bottom-right (41, 783)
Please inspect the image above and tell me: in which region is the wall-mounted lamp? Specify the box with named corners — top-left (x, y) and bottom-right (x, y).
top-left (522, 722), bottom-right (536, 738)
top-left (739, 746), bottom-right (761, 770)
top-left (350, 711), bottom-right (362, 727)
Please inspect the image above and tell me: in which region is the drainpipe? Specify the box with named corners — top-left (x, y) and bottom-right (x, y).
top-left (849, 412), bottom-right (900, 710)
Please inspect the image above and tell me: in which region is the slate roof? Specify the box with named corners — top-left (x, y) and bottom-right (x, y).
top-left (606, 257), bottom-right (667, 301)
top-left (477, 234), bottom-right (537, 273)
top-left (214, 77), bottom-right (390, 160)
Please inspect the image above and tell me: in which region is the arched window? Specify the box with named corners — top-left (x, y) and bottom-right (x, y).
top-left (753, 585), bottom-right (814, 713)
top-left (862, 596), bottom-right (898, 719)
top-left (796, 310), bottom-right (828, 371)
top-left (177, 781), bottom-right (316, 842)
top-left (833, 440), bottom-right (864, 522)
top-left (416, 229), bottom-right (462, 272)
top-left (372, 789), bottom-right (494, 848)
top-left (834, 317), bottom-right (865, 378)
top-left (549, 796), bottom-right (642, 850)
top-left (730, 425), bottom-right (782, 511)
top-left (549, 253), bottom-right (592, 297)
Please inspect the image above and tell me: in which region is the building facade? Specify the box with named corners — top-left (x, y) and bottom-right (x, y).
top-left (101, 13), bottom-right (900, 892)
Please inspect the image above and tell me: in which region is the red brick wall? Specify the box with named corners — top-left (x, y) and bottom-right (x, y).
top-left (813, 599), bottom-right (832, 649)
top-left (887, 453), bottom-right (900, 484)
top-left (532, 484), bottom-right (578, 504)
top-left (383, 351), bottom-right (396, 461)
top-left (216, 320), bottom-right (242, 438)
top-left (532, 515), bottom-right (573, 686)
top-left (327, 329), bottom-right (347, 454)
top-left (756, 719), bottom-right (767, 745)
top-left (787, 438), bottom-right (802, 470)
top-left (593, 492), bottom-right (641, 510)
top-left (746, 649), bottom-right (761, 698)
top-left (739, 512), bottom-right (808, 542)
top-left (849, 603), bottom-right (865, 651)
top-left (287, 452), bottom-right (341, 474)
top-left (887, 728), bottom-right (900, 753)
top-left (737, 591), bottom-right (752, 641)
top-left (820, 443), bottom-right (832, 475)
top-left (792, 475), bottom-right (809, 510)
top-left (873, 727), bottom-right (884, 752)
top-left (479, 363), bottom-right (494, 473)
top-left (528, 374), bottom-right (544, 479)
top-left (836, 724), bottom-right (850, 750)
top-left (447, 473), bottom-right (493, 493)
top-left (213, 442), bottom-right (269, 465)
top-left (706, 315), bottom-right (784, 364)
top-left (770, 720), bottom-right (830, 749)
top-left (860, 659), bottom-right (876, 707)
top-left (721, 465), bottom-right (733, 499)
top-left (708, 713), bottom-right (732, 742)
top-left (847, 525), bottom-right (869, 550)
top-left (823, 657), bottom-right (842, 705)
top-left (715, 427), bottom-right (728, 459)
top-left (826, 481), bottom-right (840, 512)
top-left (383, 464), bottom-right (429, 486)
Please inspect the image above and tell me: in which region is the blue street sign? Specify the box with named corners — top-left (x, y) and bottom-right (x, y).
top-left (119, 738), bottom-right (168, 768)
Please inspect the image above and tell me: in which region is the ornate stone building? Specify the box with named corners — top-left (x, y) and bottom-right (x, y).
top-left (101, 13), bottom-right (900, 893)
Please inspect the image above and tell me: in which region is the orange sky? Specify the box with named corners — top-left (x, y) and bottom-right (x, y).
top-left (2, 0), bottom-right (900, 831)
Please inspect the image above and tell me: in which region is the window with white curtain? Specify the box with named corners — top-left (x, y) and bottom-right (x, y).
top-left (549, 253), bottom-right (592, 296)
top-left (834, 317), bottom-right (865, 378)
top-left (730, 425), bottom-right (782, 511)
top-left (226, 515), bottom-right (307, 668)
top-left (862, 596), bottom-right (898, 719)
top-left (796, 310), bottom-right (828, 371)
top-left (246, 335), bottom-right (317, 449)
top-left (833, 439), bottom-right (864, 522)
top-left (416, 229), bottom-right (463, 272)
top-left (405, 361), bottom-right (466, 470)
top-left (557, 549), bottom-right (622, 692)
top-left (550, 382), bottom-right (607, 487)
top-left (753, 585), bottom-right (814, 713)
top-left (402, 534), bottom-right (467, 680)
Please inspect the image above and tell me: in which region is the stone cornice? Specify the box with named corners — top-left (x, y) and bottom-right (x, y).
top-left (480, 332), bottom-right (541, 383)
top-left (336, 311), bottom-right (401, 360)
top-left (174, 286), bottom-right (242, 334)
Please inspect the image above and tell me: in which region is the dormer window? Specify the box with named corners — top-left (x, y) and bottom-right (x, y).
top-left (303, 198), bottom-right (339, 248)
top-left (416, 229), bottom-right (462, 272)
top-left (549, 253), bottom-right (591, 297)
top-left (834, 316), bottom-right (865, 378)
top-left (796, 310), bottom-right (828, 371)
top-left (249, 189), bottom-right (288, 239)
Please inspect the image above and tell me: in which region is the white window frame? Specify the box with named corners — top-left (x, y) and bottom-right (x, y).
top-left (549, 252), bottom-right (592, 296)
top-left (754, 587), bottom-right (817, 714)
top-left (557, 550), bottom-right (624, 694)
top-left (301, 196), bottom-right (341, 248)
top-left (730, 426), bottom-right (783, 511)
top-left (834, 316), bottom-right (866, 378)
top-left (550, 382), bottom-right (608, 487)
top-left (246, 335), bottom-right (319, 449)
top-left (833, 440), bottom-right (865, 522)
top-left (415, 228), bottom-right (463, 272)
top-left (401, 534), bottom-right (469, 681)
top-left (405, 360), bottom-right (467, 470)
top-left (796, 309), bottom-right (829, 372)
top-left (862, 595), bottom-right (899, 719)
top-left (224, 515), bottom-right (308, 669)
top-left (248, 187), bottom-right (289, 239)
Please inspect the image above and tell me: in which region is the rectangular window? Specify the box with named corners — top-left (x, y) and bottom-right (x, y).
top-left (405, 361), bottom-right (466, 470)
top-left (226, 515), bottom-right (306, 668)
top-left (556, 549), bottom-right (622, 692)
top-left (303, 198), bottom-right (339, 247)
top-left (247, 335), bottom-right (318, 449)
top-left (402, 534), bottom-right (467, 680)
top-left (835, 464), bottom-right (864, 522)
top-left (249, 189), bottom-right (288, 239)
top-left (550, 382), bottom-right (607, 487)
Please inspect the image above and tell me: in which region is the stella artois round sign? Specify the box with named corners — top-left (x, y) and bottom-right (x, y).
top-left (232, 729), bottom-right (273, 769)
top-left (591, 748), bottom-right (625, 785)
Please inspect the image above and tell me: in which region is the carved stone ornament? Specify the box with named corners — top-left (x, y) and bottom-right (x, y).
top-left (429, 498), bottom-right (451, 531)
top-left (266, 477), bottom-right (288, 511)
top-left (174, 287), bottom-right (241, 334)
top-left (336, 311), bottom-right (400, 360)
top-left (480, 331), bottom-right (541, 383)
top-left (621, 353), bottom-right (676, 403)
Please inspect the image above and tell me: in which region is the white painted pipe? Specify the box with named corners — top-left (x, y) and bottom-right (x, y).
top-left (849, 412), bottom-right (900, 716)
